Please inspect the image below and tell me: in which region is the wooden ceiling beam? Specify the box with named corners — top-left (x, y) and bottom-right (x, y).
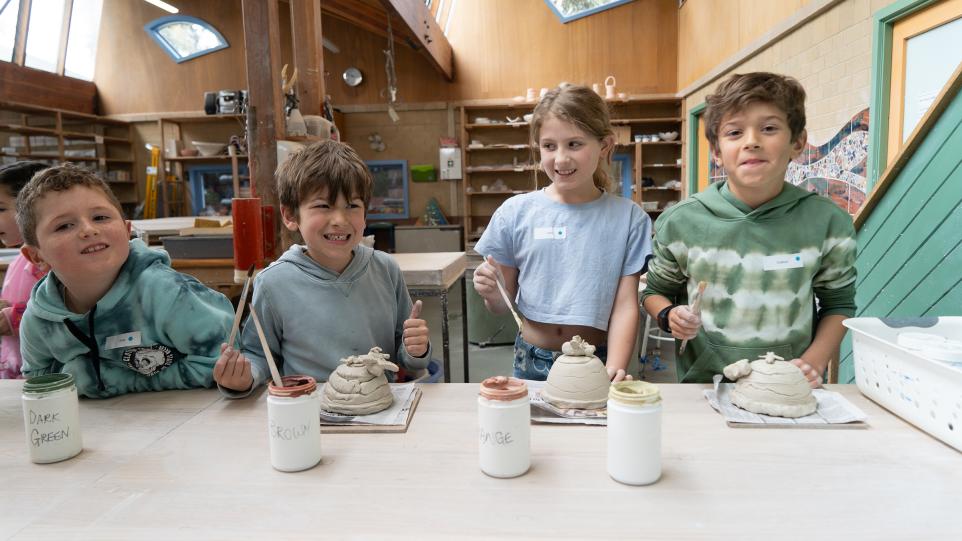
top-left (380, 0), bottom-right (454, 81)
top-left (321, 0), bottom-right (415, 46)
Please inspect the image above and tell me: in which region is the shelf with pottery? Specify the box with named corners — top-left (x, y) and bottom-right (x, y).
top-left (0, 100), bottom-right (136, 204)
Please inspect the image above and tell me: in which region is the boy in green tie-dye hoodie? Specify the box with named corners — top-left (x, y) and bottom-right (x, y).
top-left (642, 72), bottom-right (856, 386)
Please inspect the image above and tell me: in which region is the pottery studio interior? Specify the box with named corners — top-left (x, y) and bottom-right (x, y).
top-left (2, 0), bottom-right (962, 538)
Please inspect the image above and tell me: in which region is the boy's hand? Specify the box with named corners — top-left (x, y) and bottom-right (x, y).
top-left (791, 358), bottom-right (824, 388)
top-left (472, 256), bottom-right (501, 304)
top-left (213, 344), bottom-right (253, 392)
top-left (668, 305), bottom-right (701, 340)
top-left (403, 300), bottom-right (429, 358)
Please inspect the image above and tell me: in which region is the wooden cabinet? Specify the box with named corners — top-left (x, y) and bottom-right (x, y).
top-left (459, 97), bottom-right (683, 242)
top-left (0, 100), bottom-right (136, 212)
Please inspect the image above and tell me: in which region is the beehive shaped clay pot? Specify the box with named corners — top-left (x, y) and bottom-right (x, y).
top-left (722, 352), bottom-right (817, 418)
top-left (321, 347), bottom-right (399, 415)
top-left (540, 336), bottom-right (609, 410)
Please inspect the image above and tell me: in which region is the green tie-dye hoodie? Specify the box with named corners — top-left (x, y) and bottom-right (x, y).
top-left (20, 240), bottom-right (234, 398)
top-left (641, 181), bottom-right (856, 383)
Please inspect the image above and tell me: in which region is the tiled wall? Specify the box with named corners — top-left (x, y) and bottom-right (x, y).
top-left (690, 0), bottom-right (900, 215)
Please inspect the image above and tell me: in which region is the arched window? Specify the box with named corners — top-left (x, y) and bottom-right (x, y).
top-left (145, 15), bottom-right (228, 63)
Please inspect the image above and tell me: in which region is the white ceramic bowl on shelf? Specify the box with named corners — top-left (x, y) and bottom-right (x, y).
top-left (192, 141), bottom-right (226, 156)
top-left (657, 131), bottom-right (678, 141)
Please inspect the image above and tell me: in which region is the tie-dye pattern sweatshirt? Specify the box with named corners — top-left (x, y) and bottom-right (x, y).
top-left (20, 240), bottom-right (234, 397)
top-left (641, 181), bottom-right (856, 383)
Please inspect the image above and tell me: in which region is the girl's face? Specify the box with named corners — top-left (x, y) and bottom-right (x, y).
top-left (537, 116), bottom-right (612, 199)
top-left (0, 186), bottom-right (23, 247)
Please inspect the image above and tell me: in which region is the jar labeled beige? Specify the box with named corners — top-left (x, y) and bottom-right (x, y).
top-left (607, 381), bottom-right (661, 485)
top-left (22, 373), bottom-right (83, 464)
top-left (478, 376), bottom-right (530, 478)
top-left (267, 376), bottom-right (322, 472)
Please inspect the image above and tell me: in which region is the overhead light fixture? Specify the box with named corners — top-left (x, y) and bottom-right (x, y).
top-left (144, 0), bottom-right (178, 14)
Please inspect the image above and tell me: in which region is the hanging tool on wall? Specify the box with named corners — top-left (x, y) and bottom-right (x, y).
top-left (281, 64), bottom-right (306, 136)
top-left (383, 15), bottom-right (400, 123)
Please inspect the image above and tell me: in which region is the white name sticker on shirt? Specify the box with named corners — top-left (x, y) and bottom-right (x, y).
top-left (534, 226), bottom-right (567, 240)
top-left (763, 253), bottom-right (804, 271)
top-left (105, 331), bottom-right (142, 350)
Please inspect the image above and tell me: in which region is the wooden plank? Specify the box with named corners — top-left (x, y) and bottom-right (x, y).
top-left (0, 62), bottom-right (96, 114)
top-left (290, 0), bottom-right (325, 116)
top-left (390, 251), bottom-right (466, 289)
top-left (12, 0), bottom-right (30, 66)
top-left (380, 0), bottom-right (454, 81)
top-left (241, 0), bottom-right (283, 206)
top-left (320, 387), bottom-right (421, 434)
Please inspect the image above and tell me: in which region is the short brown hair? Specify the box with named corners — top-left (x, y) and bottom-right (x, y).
top-left (276, 140), bottom-right (373, 220)
top-left (16, 164), bottom-right (124, 246)
top-left (530, 84), bottom-right (614, 192)
top-left (705, 72), bottom-right (807, 152)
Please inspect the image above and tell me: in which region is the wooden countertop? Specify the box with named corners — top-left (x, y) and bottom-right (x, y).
top-left (1, 382), bottom-right (958, 538)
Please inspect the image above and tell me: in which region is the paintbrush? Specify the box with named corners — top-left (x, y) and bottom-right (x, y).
top-left (678, 281), bottom-right (707, 354)
top-left (486, 256), bottom-right (523, 332)
top-left (248, 307), bottom-right (284, 388)
top-left (227, 263), bottom-right (255, 348)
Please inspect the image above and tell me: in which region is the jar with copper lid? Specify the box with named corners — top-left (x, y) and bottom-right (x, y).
top-left (607, 380), bottom-right (662, 485)
top-left (477, 376), bottom-right (530, 478)
top-left (267, 375), bottom-right (322, 472)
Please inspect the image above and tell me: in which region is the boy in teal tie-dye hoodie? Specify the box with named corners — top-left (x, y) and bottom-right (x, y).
top-left (17, 165), bottom-right (233, 398)
top-left (642, 72), bottom-right (856, 386)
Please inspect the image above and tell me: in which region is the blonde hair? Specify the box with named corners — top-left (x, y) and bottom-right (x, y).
top-left (276, 140), bottom-right (373, 220)
top-left (530, 84), bottom-right (614, 192)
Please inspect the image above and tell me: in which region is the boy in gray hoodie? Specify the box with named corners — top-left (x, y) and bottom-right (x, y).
top-left (215, 140), bottom-right (431, 396)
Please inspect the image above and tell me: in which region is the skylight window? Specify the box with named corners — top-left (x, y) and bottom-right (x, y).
top-left (145, 15), bottom-right (228, 63)
top-left (544, 0), bottom-right (635, 23)
top-left (0, 0), bottom-right (19, 62)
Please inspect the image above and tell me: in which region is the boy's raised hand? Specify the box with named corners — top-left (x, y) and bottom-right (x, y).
top-left (668, 305), bottom-right (701, 340)
top-left (213, 343), bottom-right (254, 392)
top-left (403, 300), bottom-right (429, 358)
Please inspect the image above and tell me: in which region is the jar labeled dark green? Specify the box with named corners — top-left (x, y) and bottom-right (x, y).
top-left (22, 373), bottom-right (83, 463)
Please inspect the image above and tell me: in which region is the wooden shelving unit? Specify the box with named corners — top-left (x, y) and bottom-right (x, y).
top-left (0, 100), bottom-right (137, 210)
top-left (459, 96), bottom-right (684, 242)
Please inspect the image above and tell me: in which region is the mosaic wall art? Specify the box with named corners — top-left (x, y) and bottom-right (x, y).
top-left (708, 108), bottom-right (869, 215)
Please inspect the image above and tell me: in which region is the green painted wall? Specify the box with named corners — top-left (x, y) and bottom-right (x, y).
top-left (839, 85), bottom-right (962, 382)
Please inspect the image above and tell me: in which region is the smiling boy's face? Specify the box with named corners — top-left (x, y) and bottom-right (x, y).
top-left (23, 185), bottom-right (131, 283)
top-left (282, 186), bottom-right (366, 274)
top-left (712, 101), bottom-right (806, 208)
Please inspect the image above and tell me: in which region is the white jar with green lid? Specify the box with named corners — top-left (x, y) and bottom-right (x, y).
top-left (22, 373), bottom-right (83, 464)
top-left (607, 380), bottom-right (661, 485)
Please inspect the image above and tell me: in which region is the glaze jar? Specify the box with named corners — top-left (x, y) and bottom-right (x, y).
top-left (477, 376), bottom-right (530, 478)
top-left (607, 381), bottom-right (662, 485)
top-left (267, 375), bottom-right (322, 472)
top-left (22, 373), bottom-right (83, 464)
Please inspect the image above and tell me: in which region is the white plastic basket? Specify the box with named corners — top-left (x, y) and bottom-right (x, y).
top-left (844, 317), bottom-right (962, 452)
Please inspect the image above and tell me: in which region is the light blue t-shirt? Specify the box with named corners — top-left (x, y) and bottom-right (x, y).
top-left (475, 190), bottom-right (652, 331)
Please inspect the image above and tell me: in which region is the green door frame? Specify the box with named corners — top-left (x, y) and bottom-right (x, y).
top-left (866, 0), bottom-right (939, 193)
top-left (687, 102), bottom-right (707, 195)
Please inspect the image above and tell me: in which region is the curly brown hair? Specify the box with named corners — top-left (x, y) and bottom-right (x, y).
top-left (704, 72), bottom-right (807, 152)
top-left (16, 164), bottom-right (124, 247)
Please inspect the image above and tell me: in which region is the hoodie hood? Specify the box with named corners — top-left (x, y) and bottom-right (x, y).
top-left (29, 239), bottom-right (169, 321)
top-left (689, 181), bottom-right (817, 222)
top-left (276, 243), bottom-right (374, 286)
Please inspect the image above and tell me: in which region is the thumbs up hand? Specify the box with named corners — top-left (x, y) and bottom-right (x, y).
top-left (403, 299), bottom-right (430, 358)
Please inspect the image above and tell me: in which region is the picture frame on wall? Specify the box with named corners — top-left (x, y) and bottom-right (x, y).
top-left (366, 160), bottom-right (409, 219)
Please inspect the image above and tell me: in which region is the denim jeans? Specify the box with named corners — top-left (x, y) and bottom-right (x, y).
top-left (512, 334), bottom-right (608, 381)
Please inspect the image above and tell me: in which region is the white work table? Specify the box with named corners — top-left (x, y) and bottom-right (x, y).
top-left (1, 381), bottom-right (959, 539)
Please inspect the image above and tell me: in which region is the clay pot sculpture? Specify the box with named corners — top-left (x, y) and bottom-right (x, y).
top-left (540, 336), bottom-right (610, 410)
top-left (321, 347), bottom-right (399, 415)
top-left (722, 352), bottom-right (817, 418)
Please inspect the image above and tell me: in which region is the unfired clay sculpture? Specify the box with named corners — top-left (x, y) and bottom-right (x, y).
top-left (723, 352), bottom-right (817, 418)
top-left (321, 347), bottom-right (399, 415)
top-left (540, 336), bottom-right (610, 410)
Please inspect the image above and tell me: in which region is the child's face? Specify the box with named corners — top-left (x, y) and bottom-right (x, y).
top-left (0, 186), bottom-right (22, 247)
top-left (282, 186), bottom-right (365, 274)
top-left (712, 101), bottom-right (805, 206)
top-left (538, 116), bottom-right (612, 198)
top-left (23, 185), bottom-right (130, 282)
